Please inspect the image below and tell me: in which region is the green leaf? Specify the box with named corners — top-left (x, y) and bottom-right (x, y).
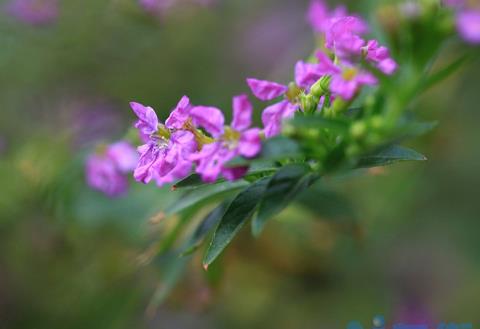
top-left (165, 180), bottom-right (248, 215)
top-left (404, 121), bottom-right (438, 137)
top-left (421, 54), bottom-right (469, 93)
top-left (180, 202), bottom-right (229, 256)
top-left (297, 185), bottom-right (356, 225)
top-left (202, 177), bottom-right (271, 269)
top-left (357, 145), bottom-right (427, 168)
top-left (172, 174), bottom-right (205, 190)
top-left (252, 164), bottom-right (318, 237)
top-left (146, 256), bottom-right (189, 316)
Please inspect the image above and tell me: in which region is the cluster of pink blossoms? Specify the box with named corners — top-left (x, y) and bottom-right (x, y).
top-left (444, 0), bottom-right (480, 44)
top-left (130, 95), bottom-right (261, 185)
top-left (246, 1), bottom-right (397, 139)
top-left (126, 0), bottom-right (397, 186)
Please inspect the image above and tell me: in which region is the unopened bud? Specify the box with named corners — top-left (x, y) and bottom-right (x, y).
top-left (350, 121), bottom-right (367, 139)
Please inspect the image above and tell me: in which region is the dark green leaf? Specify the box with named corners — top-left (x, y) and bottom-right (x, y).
top-left (202, 177), bottom-right (271, 268)
top-left (165, 180), bottom-right (248, 215)
top-left (253, 164), bottom-right (318, 237)
top-left (172, 174), bottom-right (205, 190)
top-left (357, 145), bottom-right (427, 168)
top-left (180, 202), bottom-right (229, 256)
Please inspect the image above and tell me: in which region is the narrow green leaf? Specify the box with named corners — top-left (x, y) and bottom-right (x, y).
top-left (357, 145), bottom-right (427, 168)
top-left (165, 180), bottom-right (248, 215)
top-left (202, 177), bottom-right (271, 269)
top-left (180, 202), bottom-right (229, 256)
top-left (404, 121), bottom-right (438, 137)
top-left (146, 256), bottom-right (188, 315)
top-left (172, 174), bottom-right (205, 190)
top-left (421, 54), bottom-right (469, 93)
top-left (253, 164), bottom-right (317, 237)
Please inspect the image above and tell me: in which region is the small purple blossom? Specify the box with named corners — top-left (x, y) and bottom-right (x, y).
top-left (364, 40), bottom-right (398, 75)
top-left (130, 98), bottom-right (197, 186)
top-left (6, 0), bottom-right (58, 26)
top-left (325, 16), bottom-right (369, 59)
top-left (86, 141), bottom-right (138, 197)
top-left (316, 51), bottom-right (377, 100)
top-left (247, 78), bottom-right (298, 138)
top-left (307, 0), bottom-right (347, 34)
top-left (456, 10), bottom-right (480, 44)
top-left (190, 95), bottom-right (261, 182)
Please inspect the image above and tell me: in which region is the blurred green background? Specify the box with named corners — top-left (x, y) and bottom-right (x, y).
top-left (0, 0), bottom-right (479, 328)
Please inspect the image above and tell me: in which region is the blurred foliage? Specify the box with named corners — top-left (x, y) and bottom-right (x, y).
top-left (0, 0), bottom-right (479, 328)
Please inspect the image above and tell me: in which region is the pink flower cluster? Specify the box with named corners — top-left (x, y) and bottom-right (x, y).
top-left (129, 95), bottom-right (261, 185)
top-left (87, 0), bottom-right (400, 193)
top-left (444, 0), bottom-right (480, 44)
top-left (246, 1), bottom-right (397, 139)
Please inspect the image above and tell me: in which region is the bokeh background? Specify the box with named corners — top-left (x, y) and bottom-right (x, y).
top-left (0, 0), bottom-right (479, 328)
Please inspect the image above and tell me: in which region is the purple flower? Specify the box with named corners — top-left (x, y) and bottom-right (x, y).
top-left (456, 10), bottom-right (480, 44)
top-left (86, 141), bottom-right (138, 197)
top-left (247, 78), bottom-right (298, 138)
top-left (190, 95), bottom-right (261, 182)
top-left (6, 0), bottom-right (58, 26)
top-left (307, 0), bottom-right (347, 34)
top-left (330, 66), bottom-right (377, 100)
top-left (130, 98), bottom-right (197, 186)
top-left (325, 16), bottom-right (369, 59)
top-left (316, 51), bottom-right (377, 100)
top-left (364, 40), bottom-right (398, 75)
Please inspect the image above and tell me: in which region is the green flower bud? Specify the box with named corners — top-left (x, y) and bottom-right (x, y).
top-left (350, 121), bottom-right (367, 139)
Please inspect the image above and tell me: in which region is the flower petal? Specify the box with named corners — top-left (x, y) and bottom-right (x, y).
top-left (107, 141), bottom-right (138, 173)
top-left (261, 100), bottom-right (298, 138)
top-left (190, 106), bottom-right (225, 137)
top-left (246, 78), bottom-right (288, 101)
top-left (231, 94), bottom-right (253, 131)
top-left (165, 95), bottom-right (191, 129)
top-left (238, 128), bottom-right (262, 158)
top-left (130, 101), bottom-right (159, 136)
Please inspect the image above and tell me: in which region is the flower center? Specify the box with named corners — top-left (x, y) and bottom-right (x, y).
top-left (342, 67), bottom-right (358, 81)
top-left (222, 126), bottom-right (241, 150)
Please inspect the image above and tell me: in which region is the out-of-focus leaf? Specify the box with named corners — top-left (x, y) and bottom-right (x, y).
top-left (202, 177), bottom-right (271, 269)
top-left (357, 145), bottom-right (427, 168)
top-left (165, 180), bottom-right (248, 215)
top-left (146, 256), bottom-right (189, 316)
top-left (297, 185), bottom-right (356, 224)
top-left (289, 116), bottom-right (350, 132)
top-left (421, 54), bottom-right (469, 93)
top-left (252, 164), bottom-right (318, 237)
top-left (403, 121), bottom-right (438, 137)
top-left (180, 202), bottom-right (229, 256)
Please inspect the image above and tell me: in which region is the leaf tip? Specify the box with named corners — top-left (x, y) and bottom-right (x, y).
top-left (203, 263), bottom-right (209, 271)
